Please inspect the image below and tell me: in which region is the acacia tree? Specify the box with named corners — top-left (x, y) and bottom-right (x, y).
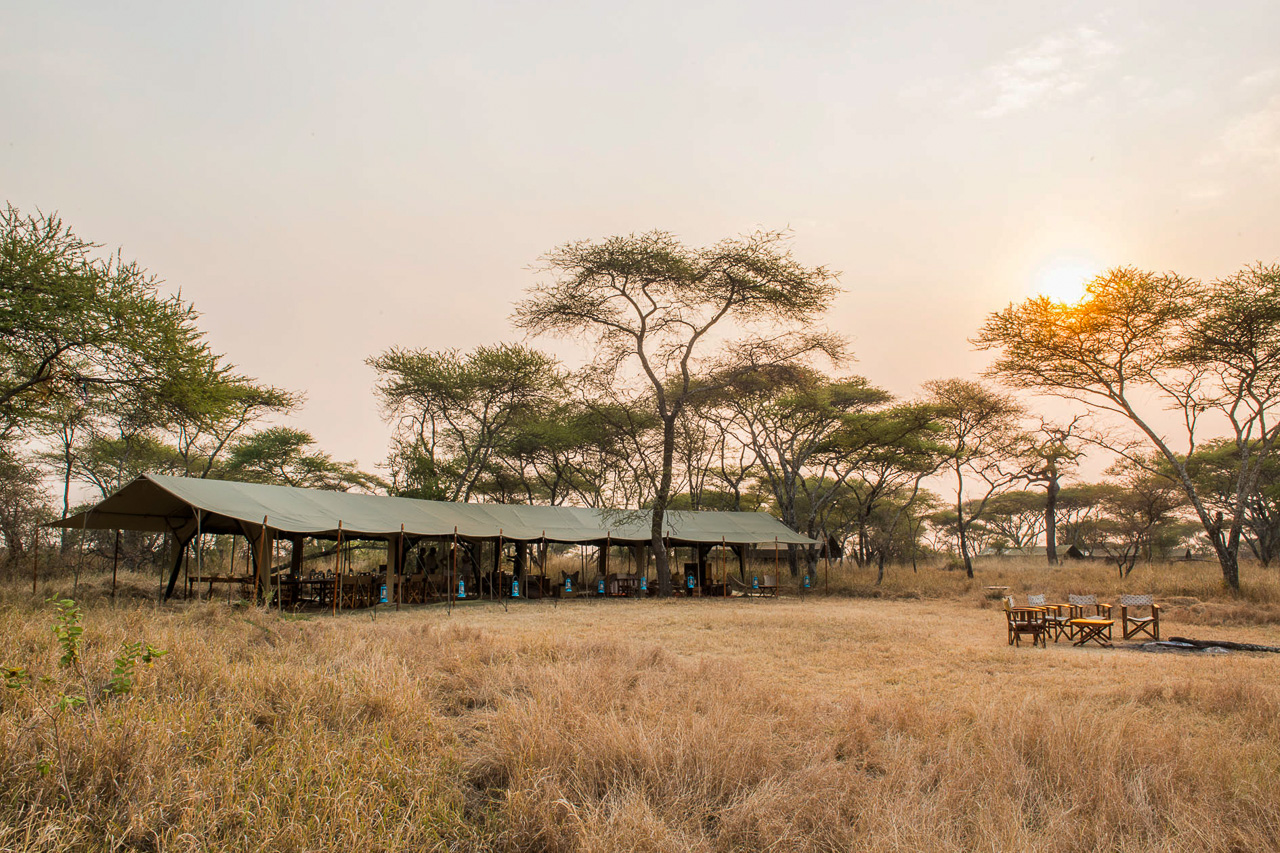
top-left (223, 427), bottom-right (381, 491)
top-left (710, 366), bottom-right (890, 576)
top-left (1054, 483), bottom-right (1111, 555)
top-left (1, 204), bottom-right (213, 441)
top-left (1021, 418), bottom-right (1085, 564)
top-left (369, 343), bottom-right (563, 502)
top-left (1186, 439), bottom-right (1280, 566)
top-left (977, 490), bottom-right (1046, 552)
top-left (975, 264), bottom-right (1280, 589)
top-left (1096, 458), bottom-right (1190, 575)
top-left (165, 370), bottom-right (300, 478)
top-left (924, 378), bottom-right (1028, 577)
top-left (515, 231), bottom-right (840, 595)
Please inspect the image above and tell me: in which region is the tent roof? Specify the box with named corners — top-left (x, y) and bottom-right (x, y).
top-left (52, 474), bottom-right (816, 546)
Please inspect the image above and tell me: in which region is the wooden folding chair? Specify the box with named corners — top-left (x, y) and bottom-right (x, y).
top-left (1028, 593), bottom-right (1071, 642)
top-left (1118, 594), bottom-right (1161, 640)
top-left (1003, 597), bottom-right (1048, 647)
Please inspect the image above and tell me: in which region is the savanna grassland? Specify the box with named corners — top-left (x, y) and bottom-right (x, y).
top-left (3, 560), bottom-right (1280, 852)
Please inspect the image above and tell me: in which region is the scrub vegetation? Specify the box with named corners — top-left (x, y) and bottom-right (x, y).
top-left (3, 559), bottom-right (1279, 852)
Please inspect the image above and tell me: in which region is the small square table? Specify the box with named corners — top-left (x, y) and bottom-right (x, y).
top-left (1068, 618), bottom-right (1114, 648)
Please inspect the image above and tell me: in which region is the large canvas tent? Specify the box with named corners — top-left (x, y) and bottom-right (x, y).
top-left (54, 474), bottom-right (815, 600)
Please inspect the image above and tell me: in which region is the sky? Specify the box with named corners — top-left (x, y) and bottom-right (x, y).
top-left (4, 1), bottom-right (1280, 479)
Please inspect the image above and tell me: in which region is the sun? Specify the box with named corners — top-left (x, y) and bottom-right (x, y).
top-left (1030, 257), bottom-right (1101, 304)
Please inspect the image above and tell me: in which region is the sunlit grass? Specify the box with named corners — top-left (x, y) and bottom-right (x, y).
top-left (2, 560), bottom-right (1278, 851)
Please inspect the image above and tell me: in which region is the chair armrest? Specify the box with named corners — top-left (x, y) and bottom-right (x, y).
top-left (1096, 603), bottom-right (1113, 615)
top-left (1150, 603), bottom-right (1161, 613)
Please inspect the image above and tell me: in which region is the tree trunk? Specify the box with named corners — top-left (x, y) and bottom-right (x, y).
top-left (1045, 475), bottom-right (1060, 565)
top-left (651, 414), bottom-right (678, 597)
top-left (956, 499), bottom-right (973, 578)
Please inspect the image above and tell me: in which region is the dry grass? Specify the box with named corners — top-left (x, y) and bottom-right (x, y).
top-left (2, 562), bottom-right (1279, 851)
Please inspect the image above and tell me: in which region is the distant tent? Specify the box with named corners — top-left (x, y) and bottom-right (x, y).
top-left (52, 473), bottom-right (815, 546)
top-left (51, 474), bottom-right (816, 602)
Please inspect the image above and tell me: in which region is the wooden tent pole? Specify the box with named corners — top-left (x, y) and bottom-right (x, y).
top-left (397, 523), bottom-right (404, 612)
top-left (721, 536), bottom-right (727, 592)
top-left (498, 529), bottom-right (504, 600)
top-left (257, 515), bottom-right (270, 607)
top-left (333, 521), bottom-right (343, 615)
top-left (111, 529), bottom-right (120, 604)
top-left (74, 508), bottom-right (90, 595)
top-left (450, 526), bottom-right (457, 615)
top-left (192, 510), bottom-right (201, 601)
top-left (775, 536), bottom-right (782, 597)
top-left (31, 521), bottom-right (38, 595)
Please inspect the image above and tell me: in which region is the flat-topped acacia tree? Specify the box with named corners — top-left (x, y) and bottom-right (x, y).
top-left (974, 264), bottom-right (1280, 590)
top-left (514, 230), bottom-right (841, 596)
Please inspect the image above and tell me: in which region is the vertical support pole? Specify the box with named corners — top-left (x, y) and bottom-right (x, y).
top-left (492, 533), bottom-right (501, 600)
top-left (255, 515), bottom-right (271, 605)
top-left (31, 521), bottom-right (38, 595)
top-left (275, 532), bottom-right (282, 614)
top-left (721, 536), bottom-right (727, 593)
top-left (397, 523), bottom-right (405, 611)
top-left (74, 510), bottom-right (89, 595)
top-left (111, 529), bottom-right (121, 604)
top-left (333, 521), bottom-right (343, 615)
top-left (192, 511), bottom-right (202, 600)
top-left (449, 526), bottom-right (457, 614)
top-left (776, 536), bottom-right (782, 597)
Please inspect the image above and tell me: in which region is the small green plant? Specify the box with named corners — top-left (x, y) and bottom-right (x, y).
top-left (3, 598), bottom-right (169, 807)
top-left (106, 641), bottom-right (168, 696)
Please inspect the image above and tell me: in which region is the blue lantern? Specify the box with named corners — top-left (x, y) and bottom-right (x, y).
top-left (597, 578), bottom-right (605, 595)
top-left (640, 576), bottom-right (648, 593)
top-left (511, 579), bottom-right (520, 598)
top-left (803, 574), bottom-right (811, 589)
top-left (564, 576), bottom-right (573, 593)
top-left (752, 575), bottom-right (759, 589)
top-left (686, 574), bottom-right (695, 589)
top-left (457, 579), bottom-right (466, 599)
top-left (380, 583), bottom-right (388, 603)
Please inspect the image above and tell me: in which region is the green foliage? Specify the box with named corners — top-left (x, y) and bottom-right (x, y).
top-left (51, 598), bottom-right (84, 669)
top-left (975, 262), bottom-right (1280, 589)
top-left (0, 203), bottom-right (216, 442)
top-left (107, 641), bottom-right (168, 696)
top-left (224, 426), bottom-right (382, 492)
top-left (370, 343), bottom-right (565, 502)
top-left (4, 599), bottom-right (167, 807)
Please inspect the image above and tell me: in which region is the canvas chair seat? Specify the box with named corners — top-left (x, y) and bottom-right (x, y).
top-left (1119, 594), bottom-right (1161, 640)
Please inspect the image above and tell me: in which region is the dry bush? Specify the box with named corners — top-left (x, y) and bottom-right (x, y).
top-left (2, 567), bottom-right (1279, 851)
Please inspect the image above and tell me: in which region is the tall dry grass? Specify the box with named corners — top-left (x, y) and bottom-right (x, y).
top-left (2, 564), bottom-right (1279, 851)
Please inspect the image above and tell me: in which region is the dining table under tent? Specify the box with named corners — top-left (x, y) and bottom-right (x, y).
top-left (51, 474), bottom-right (817, 607)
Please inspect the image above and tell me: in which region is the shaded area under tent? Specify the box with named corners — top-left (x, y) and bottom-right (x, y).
top-left (51, 474), bottom-right (817, 605)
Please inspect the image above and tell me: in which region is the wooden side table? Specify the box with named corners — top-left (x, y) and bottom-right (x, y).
top-left (1068, 618), bottom-right (1114, 648)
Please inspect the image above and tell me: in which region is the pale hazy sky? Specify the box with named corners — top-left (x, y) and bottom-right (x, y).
top-left (4, 2), bottom-right (1279, 475)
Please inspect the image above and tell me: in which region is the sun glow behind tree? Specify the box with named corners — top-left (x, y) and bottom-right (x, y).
top-left (1029, 256), bottom-right (1102, 304)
